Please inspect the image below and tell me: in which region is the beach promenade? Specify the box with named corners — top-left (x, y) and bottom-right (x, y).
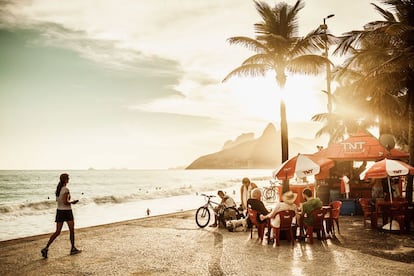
top-left (1, 210), bottom-right (413, 276)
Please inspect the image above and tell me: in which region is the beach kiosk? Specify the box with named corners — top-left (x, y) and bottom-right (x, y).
top-left (311, 131), bottom-right (410, 214)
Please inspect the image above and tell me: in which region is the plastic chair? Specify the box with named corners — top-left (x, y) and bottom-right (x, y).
top-left (358, 198), bottom-right (376, 228)
top-left (388, 202), bottom-right (408, 234)
top-left (328, 201), bottom-right (342, 235)
top-left (247, 208), bottom-right (268, 242)
top-left (304, 208), bottom-right (326, 244)
top-left (404, 204), bottom-right (414, 232)
top-left (272, 210), bottom-right (295, 246)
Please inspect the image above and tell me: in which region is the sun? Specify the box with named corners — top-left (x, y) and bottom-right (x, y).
top-left (226, 73), bottom-right (327, 123)
top-left (282, 74), bottom-right (328, 122)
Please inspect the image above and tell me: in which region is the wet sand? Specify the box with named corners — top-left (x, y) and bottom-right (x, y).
top-left (1, 211), bottom-right (413, 275)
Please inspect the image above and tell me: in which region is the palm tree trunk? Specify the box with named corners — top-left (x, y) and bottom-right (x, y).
top-left (406, 81), bottom-right (414, 203)
top-left (280, 100), bottom-right (289, 162)
top-left (280, 99), bottom-right (289, 193)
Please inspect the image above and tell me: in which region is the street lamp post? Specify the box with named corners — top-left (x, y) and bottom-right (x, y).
top-left (320, 14), bottom-right (335, 115)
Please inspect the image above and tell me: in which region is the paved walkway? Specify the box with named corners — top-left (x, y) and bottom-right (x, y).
top-left (1, 211), bottom-right (413, 275)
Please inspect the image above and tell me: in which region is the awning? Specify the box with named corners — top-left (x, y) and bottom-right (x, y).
top-left (313, 131), bottom-right (409, 161)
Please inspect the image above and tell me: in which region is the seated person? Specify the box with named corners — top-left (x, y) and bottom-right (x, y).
top-left (247, 188), bottom-right (269, 223)
top-left (301, 188), bottom-right (322, 226)
top-left (261, 190), bottom-right (298, 227)
top-left (370, 179), bottom-right (384, 211)
top-left (209, 190), bottom-right (236, 227)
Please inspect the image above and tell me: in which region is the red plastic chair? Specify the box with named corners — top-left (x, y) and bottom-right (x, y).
top-left (328, 201), bottom-right (342, 235)
top-left (389, 202), bottom-right (408, 234)
top-left (358, 198), bottom-right (376, 228)
top-left (272, 210), bottom-right (295, 246)
top-left (304, 208), bottom-right (326, 244)
top-left (247, 208), bottom-right (268, 242)
top-left (404, 204), bottom-right (414, 232)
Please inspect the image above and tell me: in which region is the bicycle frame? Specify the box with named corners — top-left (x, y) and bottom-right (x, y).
top-left (200, 194), bottom-right (221, 213)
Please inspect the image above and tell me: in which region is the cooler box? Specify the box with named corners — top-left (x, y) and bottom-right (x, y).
top-left (339, 199), bottom-right (357, 216)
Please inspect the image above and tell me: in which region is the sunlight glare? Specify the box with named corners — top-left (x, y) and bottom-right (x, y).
top-left (225, 72), bottom-right (328, 123)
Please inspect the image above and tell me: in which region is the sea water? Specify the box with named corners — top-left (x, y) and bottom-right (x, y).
top-left (0, 169), bottom-right (273, 241)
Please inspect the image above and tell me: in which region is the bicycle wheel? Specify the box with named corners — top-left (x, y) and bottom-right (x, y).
top-left (220, 207), bottom-right (240, 227)
top-left (195, 207), bottom-right (211, 228)
top-left (265, 188), bottom-right (275, 201)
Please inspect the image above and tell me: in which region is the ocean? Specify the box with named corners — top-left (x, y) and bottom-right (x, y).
top-left (0, 169), bottom-right (273, 241)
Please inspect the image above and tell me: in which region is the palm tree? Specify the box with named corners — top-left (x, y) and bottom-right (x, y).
top-left (312, 64), bottom-right (402, 143)
top-left (223, 0), bottom-right (328, 192)
top-left (334, 0), bottom-right (414, 201)
top-left (311, 86), bottom-right (375, 144)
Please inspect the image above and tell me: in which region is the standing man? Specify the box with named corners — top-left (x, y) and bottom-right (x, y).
top-left (240, 177), bottom-right (257, 211)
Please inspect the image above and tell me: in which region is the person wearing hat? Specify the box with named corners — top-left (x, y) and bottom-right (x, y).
top-left (261, 190), bottom-right (298, 228)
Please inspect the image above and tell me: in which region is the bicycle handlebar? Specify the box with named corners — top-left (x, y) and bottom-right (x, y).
top-left (200, 193), bottom-right (215, 198)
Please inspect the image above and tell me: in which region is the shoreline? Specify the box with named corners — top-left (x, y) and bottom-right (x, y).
top-left (0, 209), bottom-right (197, 245)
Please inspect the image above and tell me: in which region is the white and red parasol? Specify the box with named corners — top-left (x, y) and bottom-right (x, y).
top-left (273, 154), bottom-right (334, 181)
top-left (360, 158), bottom-right (414, 202)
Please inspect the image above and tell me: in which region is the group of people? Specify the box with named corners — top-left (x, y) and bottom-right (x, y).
top-left (42, 174), bottom-right (323, 258)
top-left (209, 177), bottom-right (323, 240)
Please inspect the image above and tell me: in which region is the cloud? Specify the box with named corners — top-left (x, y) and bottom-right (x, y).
top-left (0, 0), bottom-right (384, 169)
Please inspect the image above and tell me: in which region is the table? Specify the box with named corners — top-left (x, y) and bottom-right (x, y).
top-left (375, 200), bottom-right (408, 231)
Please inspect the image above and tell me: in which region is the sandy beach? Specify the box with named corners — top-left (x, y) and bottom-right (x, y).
top-left (1, 211), bottom-right (413, 276)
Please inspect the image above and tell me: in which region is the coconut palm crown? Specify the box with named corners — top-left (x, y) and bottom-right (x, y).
top-left (223, 0), bottom-right (331, 191)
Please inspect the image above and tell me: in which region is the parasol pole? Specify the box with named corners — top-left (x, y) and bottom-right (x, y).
top-left (387, 176), bottom-right (393, 203)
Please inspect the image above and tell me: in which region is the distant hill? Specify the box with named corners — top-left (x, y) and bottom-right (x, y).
top-left (186, 123), bottom-right (320, 169)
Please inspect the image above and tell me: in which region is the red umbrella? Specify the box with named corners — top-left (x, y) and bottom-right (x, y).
top-left (273, 154), bottom-right (334, 181)
top-left (360, 158), bottom-right (414, 179)
top-left (360, 158), bottom-right (414, 202)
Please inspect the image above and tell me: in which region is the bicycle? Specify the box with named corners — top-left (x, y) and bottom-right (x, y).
top-left (262, 180), bottom-right (280, 202)
top-left (195, 193), bottom-right (242, 228)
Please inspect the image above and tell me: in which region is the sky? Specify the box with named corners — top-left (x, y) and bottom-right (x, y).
top-left (0, 0), bottom-right (383, 170)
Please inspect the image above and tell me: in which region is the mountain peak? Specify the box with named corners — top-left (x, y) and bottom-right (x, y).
top-left (186, 123), bottom-right (320, 169)
top-left (262, 123), bottom-right (276, 136)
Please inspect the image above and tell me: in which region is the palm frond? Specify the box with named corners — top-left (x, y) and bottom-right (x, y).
top-left (254, 1), bottom-right (279, 35)
top-left (287, 55), bottom-right (327, 75)
top-left (222, 64), bottom-right (268, 82)
top-left (285, 0), bottom-right (304, 37)
top-left (371, 3), bottom-right (396, 22)
top-left (290, 28), bottom-right (324, 56)
top-left (334, 31), bottom-right (365, 56)
top-left (242, 53), bottom-right (274, 66)
top-left (227, 36), bottom-right (268, 53)
top-left (311, 113), bottom-right (328, 122)
top-left (255, 34), bottom-right (290, 54)
top-left (384, 22), bottom-right (414, 35)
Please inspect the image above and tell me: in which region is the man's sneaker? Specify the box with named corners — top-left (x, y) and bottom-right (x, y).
top-left (41, 248), bottom-right (48, 258)
top-left (70, 248), bottom-right (82, 255)
top-left (209, 223), bottom-right (217, 227)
